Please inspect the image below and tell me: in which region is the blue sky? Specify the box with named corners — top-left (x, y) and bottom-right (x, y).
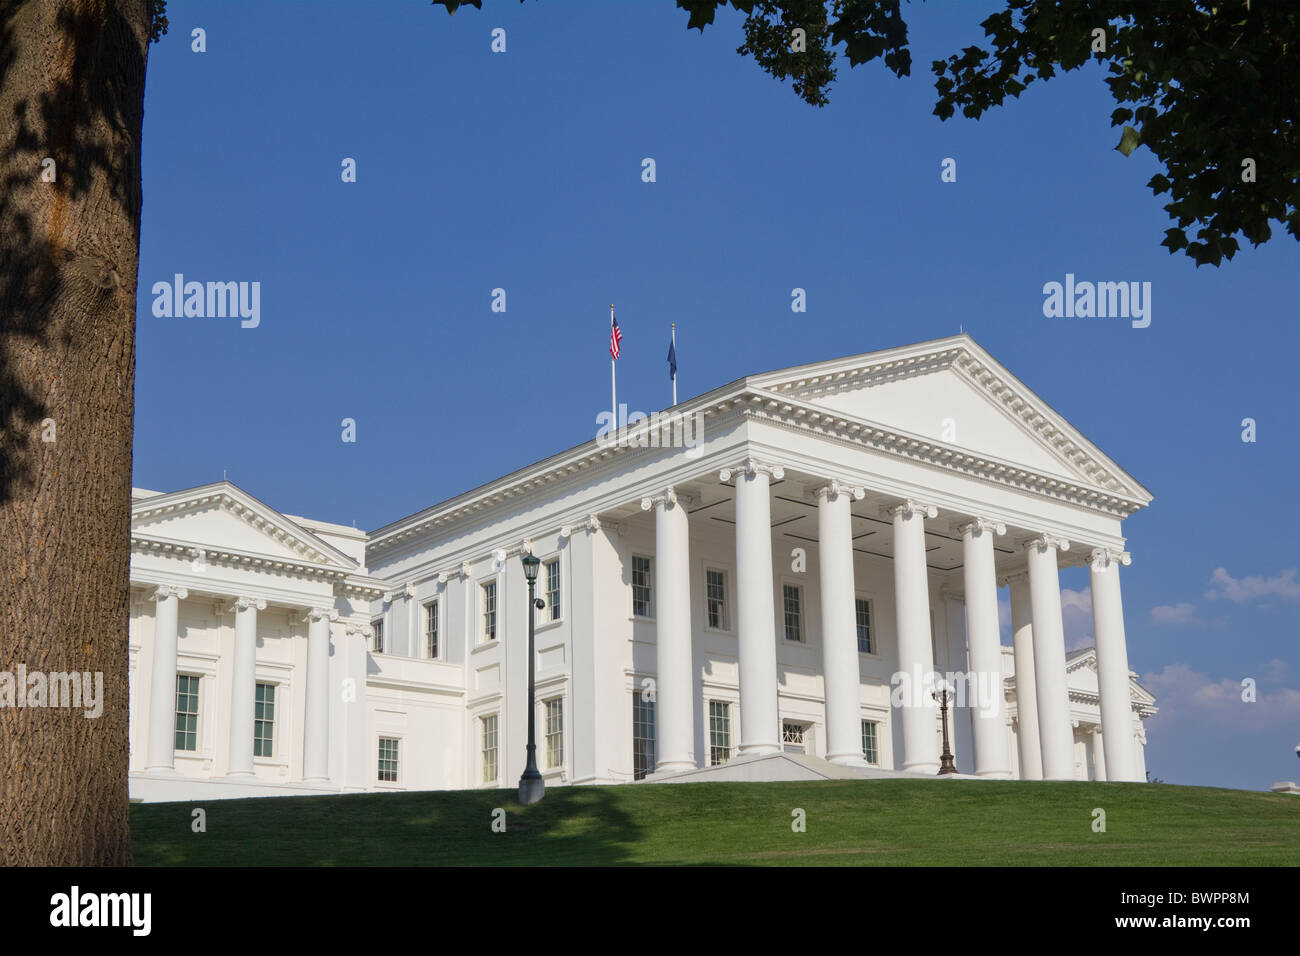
top-left (134, 0), bottom-right (1299, 792)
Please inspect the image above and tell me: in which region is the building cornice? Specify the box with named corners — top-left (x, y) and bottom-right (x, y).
top-left (743, 393), bottom-right (1145, 519)
top-left (131, 534), bottom-right (386, 599)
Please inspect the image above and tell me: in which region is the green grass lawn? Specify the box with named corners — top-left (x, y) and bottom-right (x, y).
top-left (130, 779), bottom-right (1300, 866)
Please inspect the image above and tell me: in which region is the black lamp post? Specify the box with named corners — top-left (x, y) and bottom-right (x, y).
top-left (518, 552), bottom-right (546, 805)
top-left (933, 681), bottom-right (958, 776)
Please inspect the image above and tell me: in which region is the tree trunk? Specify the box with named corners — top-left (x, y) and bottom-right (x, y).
top-left (0, 0), bottom-right (151, 866)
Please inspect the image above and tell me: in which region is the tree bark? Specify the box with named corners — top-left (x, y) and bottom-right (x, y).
top-left (0, 0), bottom-right (151, 866)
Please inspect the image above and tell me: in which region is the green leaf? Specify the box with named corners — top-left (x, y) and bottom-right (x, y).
top-left (1115, 126), bottom-right (1141, 157)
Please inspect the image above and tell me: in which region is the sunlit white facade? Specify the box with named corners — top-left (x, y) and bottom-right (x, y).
top-left (127, 334), bottom-right (1157, 801)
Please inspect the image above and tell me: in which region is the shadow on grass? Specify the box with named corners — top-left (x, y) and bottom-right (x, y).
top-left (131, 784), bottom-right (648, 866)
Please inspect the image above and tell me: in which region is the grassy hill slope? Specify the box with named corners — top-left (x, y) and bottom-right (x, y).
top-left (130, 779), bottom-right (1300, 866)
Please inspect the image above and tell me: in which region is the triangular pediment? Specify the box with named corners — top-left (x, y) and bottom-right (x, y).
top-left (131, 482), bottom-right (357, 569)
top-left (748, 335), bottom-right (1151, 502)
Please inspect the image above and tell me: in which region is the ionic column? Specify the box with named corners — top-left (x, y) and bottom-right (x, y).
top-left (1090, 725), bottom-right (1107, 781)
top-left (145, 585), bottom-right (188, 772)
top-left (342, 621), bottom-right (372, 791)
top-left (722, 460), bottom-right (783, 757)
top-left (890, 499), bottom-right (939, 774)
top-left (816, 480), bottom-right (866, 767)
top-left (227, 596), bottom-right (265, 777)
top-left (958, 518), bottom-right (1012, 778)
top-left (1089, 548), bottom-right (1141, 781)
top-left (1005, 571), bottom-right (1041, 779)
top-left (641, 487), bottom-right (696, 772)
top-left (1023, 534), bottom-right (1074, 780)
top-left (303, 607), bottom-right (336, 781)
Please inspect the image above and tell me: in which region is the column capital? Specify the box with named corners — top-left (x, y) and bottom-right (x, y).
top-left (939, 585), bottom-right (965, 603)
top-left (640, 486), bottom-right (697, 511)
top-left (719, 458), bottom-right (783, 483)
top-left (956, 517), bottom-right (1006, 538)
top-left (997, 569), bottom-right (1029, 587)
top-left (1089, 547), bottom-right (1132, 571)
top-left (230, 595), bottom-right (266, 613)
top-left (152, 584), bottom-right (188, 602)
top-left (886, 498), bottom-right (938, 520)
top-left (402, 582), bottom-right (417, 599)
top-left (344, 621), bottom-right (373, 638)
top-left (303, 606), bottom-right (339, 624)
top-left (1021, 533), bottom-right (1070, 554)
top-left (519, 538), bottom-right (533, 556)
top-left (812, 479), bottom-right (865, 503)
top-left (435, 571), bottom-right (449, 585)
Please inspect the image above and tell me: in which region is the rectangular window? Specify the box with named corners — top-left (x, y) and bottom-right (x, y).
top-left (545, 558), bottom-right (561, 621)
top-left (370, 619), bottom-right (384, 654)
top-left (709, 700), bottom-right (731, 766)
top-left (425, 600), bottom-right (439, 659)
top-left (706, 568), bottom-right (728, 630)
top-left (482, 581), bottom-right (497, 641)
top-left (377, 736), bottom-right (400, 782)
top-left (482, 714), bottom-right (499, 783)
top-left (783, 583), bottom-right (804, 643)
top-left (632, 694), bottom-right (656, 781)
top-left (782, 720), bottom-right (805, 753)
top-left (632, 555), bottom-right (653, 617)
top-left (174, 674), bottom-right (200, 752)
top-left (545, 697), bottom-right (564, 769)
top-left (862, 720), bottom-right (879, 765)
top-left (855, 597), bottom-right (874, 654)
top-left (253, 682), bottom-right (275, 758)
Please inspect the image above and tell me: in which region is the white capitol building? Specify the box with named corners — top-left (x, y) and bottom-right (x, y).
top-left (126, 334), bottom-right (1157, 802)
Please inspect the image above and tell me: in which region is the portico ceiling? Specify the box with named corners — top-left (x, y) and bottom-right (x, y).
top-left (602, 469), bottom-right (1060, 577)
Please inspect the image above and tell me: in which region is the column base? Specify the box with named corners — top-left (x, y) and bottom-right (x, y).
top-left (143, 764), bottom-right (176, 774)
top-left (225, 770), bottom-right (255, 779)
top-left (826, 752), bottom-right (868, 768)
top-left (302, 775), bottom-right (329, 783)
top-left (738, 743), bottom-right (781, 757)
top-left (902, 760), bottom-right (940, 774)
top-left (653, 760), bottom-right (697, 775)
top-left (975, 769), bottom-right (1014, 780)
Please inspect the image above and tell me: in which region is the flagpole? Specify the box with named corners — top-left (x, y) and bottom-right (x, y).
top-left (671, 323), bottom-right (677, 406)
top-left (610, 304), bottom-right (616, 420)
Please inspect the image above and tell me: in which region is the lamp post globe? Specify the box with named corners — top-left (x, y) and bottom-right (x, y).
top-left (519, 552), bottom-right (545, 805)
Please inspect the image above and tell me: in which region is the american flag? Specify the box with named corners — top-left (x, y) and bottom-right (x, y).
top-left (610, 312), bottom-right (623, 359)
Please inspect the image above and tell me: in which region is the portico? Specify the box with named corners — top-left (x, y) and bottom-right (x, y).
top-left (615, 456), bottom-right (1147, 783)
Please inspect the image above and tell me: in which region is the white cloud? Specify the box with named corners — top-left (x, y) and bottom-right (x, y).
top-left (1060, 587), bottom-right (1091, 613)
top-left (1204, 566), bottom-right (1300, 603)
top-left (1140, 662), bottom-right (1300, 732)
top-left (996, 588), bottom-right (1093, 650)
top-left (1150, 603), bottom-right (1198, 626)
top-left (1061, 586), bottom-right (1093, 650)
